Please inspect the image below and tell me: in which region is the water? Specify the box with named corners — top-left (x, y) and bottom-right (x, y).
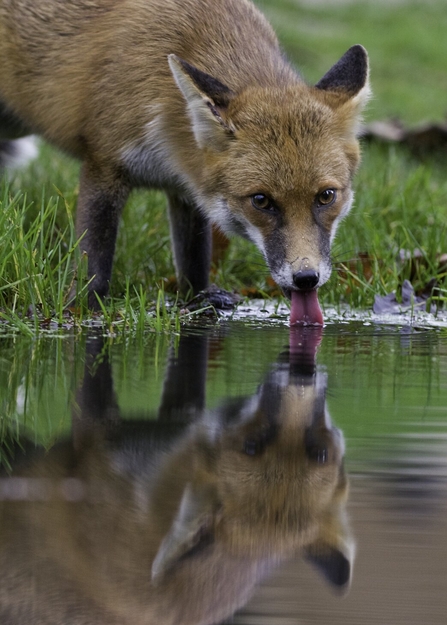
top-left (1, 320), bottom-right (447, 624)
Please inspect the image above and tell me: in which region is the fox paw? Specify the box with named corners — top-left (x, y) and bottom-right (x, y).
top-left (184, 284), bottom-right (241, 312)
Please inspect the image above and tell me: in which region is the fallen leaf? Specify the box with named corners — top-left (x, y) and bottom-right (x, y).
top-left (373, 279), bottom-right (437, 315)
top-left (361, 119), bottom-right (447, 154)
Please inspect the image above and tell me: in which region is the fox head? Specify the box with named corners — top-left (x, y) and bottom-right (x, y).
top-left (169, 46), bottom-right (370, 322)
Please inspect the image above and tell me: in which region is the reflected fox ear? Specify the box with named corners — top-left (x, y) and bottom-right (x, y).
top-left (304, 497), bottom-right (355, 592)
top-left (305, 542), bottom-right (352, 590)
top-left (315, 44), bottom-right (371, 109)
top-left (168, 54), bottom-right (236, 150)
top-left (151, 481), bottom-right (220, 581)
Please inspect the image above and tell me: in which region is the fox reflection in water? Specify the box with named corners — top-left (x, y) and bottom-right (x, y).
top-left (0, 328), bottom-right (353, 625)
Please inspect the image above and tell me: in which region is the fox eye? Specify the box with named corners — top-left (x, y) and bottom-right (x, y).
top-left (317, 189), bottom-right (337, 206)
top-left (251, 194), bottom-right (275, 212)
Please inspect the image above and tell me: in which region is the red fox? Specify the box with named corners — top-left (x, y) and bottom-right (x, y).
top-left (0, 328), bottom-right (353, 624)
top-left (0, 0), bottom-right (370, 322)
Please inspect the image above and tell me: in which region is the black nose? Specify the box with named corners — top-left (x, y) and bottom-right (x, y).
top-left (293, 269), bottom-right (319, 290)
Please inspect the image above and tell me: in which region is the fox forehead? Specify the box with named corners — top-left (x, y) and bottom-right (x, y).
top-left (223, 87), bottom-right (359, 197)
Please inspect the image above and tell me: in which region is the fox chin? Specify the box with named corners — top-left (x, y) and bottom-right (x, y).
top-left (0, 0), bottom-right (370, 323)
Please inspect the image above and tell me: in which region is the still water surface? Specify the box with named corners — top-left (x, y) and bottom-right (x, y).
top-left (1, 321), bottom-right (447, 624)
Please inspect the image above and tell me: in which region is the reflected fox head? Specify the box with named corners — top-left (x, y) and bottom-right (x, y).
top-left (169, 45), bottom-right (370, 296)
top-left (152, 369), bottom-right (353, 590)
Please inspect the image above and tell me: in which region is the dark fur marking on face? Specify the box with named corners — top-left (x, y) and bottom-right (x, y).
top-left (263, 227), bottom-right (286, 274)
top-left (317, 220), bottom-right (331, 267)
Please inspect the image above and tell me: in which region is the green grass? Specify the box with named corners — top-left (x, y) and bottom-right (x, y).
top-left (258, 0), bottom-right (447, 124)
top-left (1, 0), bottom-right (447, 334)
top-left (0, 145), bottom-right (187, 333)
top-left (323, 142), bottom-right (447, 310)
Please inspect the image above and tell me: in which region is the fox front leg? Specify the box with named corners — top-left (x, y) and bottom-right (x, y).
top-left (166, 191), bottom-right (212, 296)
top-left (76, 163), bottom-right (130, 309)
top-left (0, 101), bottom-right (31, 140)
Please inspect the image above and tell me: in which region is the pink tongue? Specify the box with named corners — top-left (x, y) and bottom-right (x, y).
top-left (290, 290), bottom-right (324, 326)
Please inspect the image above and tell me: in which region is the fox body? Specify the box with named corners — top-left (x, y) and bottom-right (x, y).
top-left (0, 0), bottom-right (369, 319)
top-left (0, 332), bottom-right (352, 624)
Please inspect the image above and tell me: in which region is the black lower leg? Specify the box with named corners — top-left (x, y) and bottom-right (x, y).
top-left (166, 192), bottom-right (212, 296)
top-left (76, 164), bottom-right (129, 308)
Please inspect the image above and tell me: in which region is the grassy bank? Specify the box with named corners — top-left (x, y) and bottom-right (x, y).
top-left (1, 0), bottom-right (446, 332)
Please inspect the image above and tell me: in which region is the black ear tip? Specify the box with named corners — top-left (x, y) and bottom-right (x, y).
top-left (306, 547), bottom-right (351, 590)
top-left (348, 44), bottom-right (368, 59)
top-left (346, 44), bottom-right (369, 72)
top-left (330, 552), bottom-right (351, 587)
top-left (315, 43), bottom-right (368, 95)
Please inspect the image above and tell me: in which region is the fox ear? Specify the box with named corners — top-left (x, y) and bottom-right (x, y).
top-left (168, 54), bottom-right (236, 150)
top-left (151, 482), bottom-right (220, 581)
top-left (315, 45), bottom-right (370, 108)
